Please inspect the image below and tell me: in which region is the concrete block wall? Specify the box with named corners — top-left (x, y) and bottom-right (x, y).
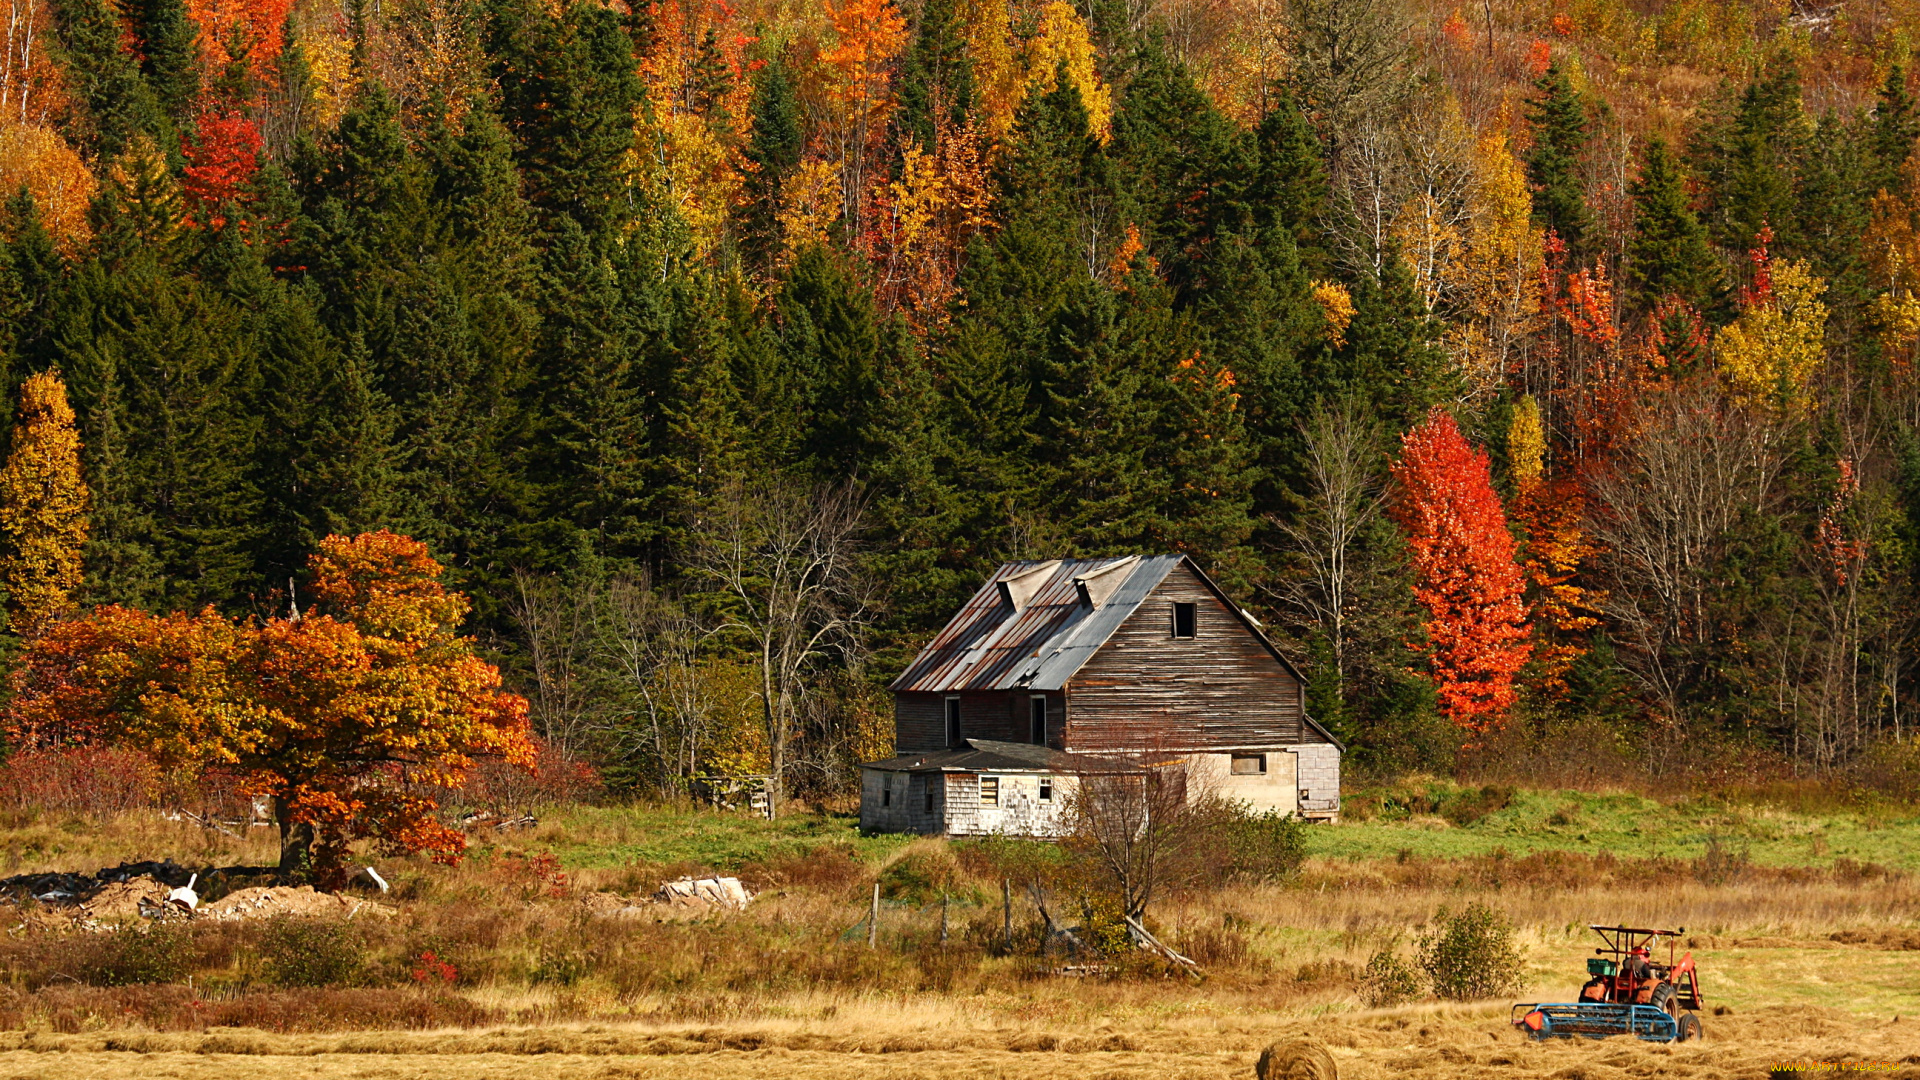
top-left (1291, 744), bottom-right (1340, 814)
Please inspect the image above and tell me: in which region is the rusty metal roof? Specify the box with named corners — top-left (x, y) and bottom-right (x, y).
top-left (888, 554), bottom-right (1187, 694)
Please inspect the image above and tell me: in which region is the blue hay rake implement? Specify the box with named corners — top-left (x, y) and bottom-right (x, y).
top-left (1510, 925), bottom-right (1705, 1044)
top-left (1510, 1002), bottom-right (1680, 1042)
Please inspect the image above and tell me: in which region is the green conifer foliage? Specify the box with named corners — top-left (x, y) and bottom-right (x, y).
top-left (740, 61), bottom-right (804, 276)
top-left (1246, 93), bottom-right (1331, 273)
top-left (533, 217), bottom-right (650, 561)
top-left (1110, 46), bottom-right (1244, 292)
top-left (1693, 61), bottom-right (1811, 255)
top-left (1873, 66), bottom-right (1920, 190)
top-left (895, 0), bottom-right (975, 153)
top-left (128, 0), bottom-right (202, 121)
top-left (1626, 136), bottom-right (1722, 311)
top-left (780, 245), bottom-right (884, 482)
top-left (487, 0), bottom-right (642, 238)
top-left (56, 255), bottom-right (262, 611)
top-left (52, 0), bottom-right (171, 159)
top-left (1523, 61), bottom-right (1595, 257)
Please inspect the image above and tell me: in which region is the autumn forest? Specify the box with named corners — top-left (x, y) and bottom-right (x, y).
top-left (0, 0), bottom-right (1911, 801)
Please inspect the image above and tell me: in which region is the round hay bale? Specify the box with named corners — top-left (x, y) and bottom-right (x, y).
top-left (1255, 1038), bottom-right (1337, 1080)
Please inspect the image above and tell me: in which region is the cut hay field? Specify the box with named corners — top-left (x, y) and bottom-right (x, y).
top-left (2, 789), bottom-right (1919, 1079)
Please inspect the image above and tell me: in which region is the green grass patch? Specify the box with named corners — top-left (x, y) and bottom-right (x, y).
top-left (480, 805), bottom-right (916, 872)
top-left (1318, 782), bottom-right (1920, 869)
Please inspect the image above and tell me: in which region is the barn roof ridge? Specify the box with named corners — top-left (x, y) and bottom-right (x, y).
top-left (889, 553), bottom-right (1187, 694)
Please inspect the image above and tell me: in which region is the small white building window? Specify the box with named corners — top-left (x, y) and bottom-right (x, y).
top-left (1231, 753), bottom-right (1266, 775)
top-left (1039, 778), bottom-right (1053, 802)
top-left (980, 777), bottom-right (999, 806)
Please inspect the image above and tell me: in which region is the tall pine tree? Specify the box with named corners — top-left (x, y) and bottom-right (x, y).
top-left (1626, 136), bottom-right (1722, 311)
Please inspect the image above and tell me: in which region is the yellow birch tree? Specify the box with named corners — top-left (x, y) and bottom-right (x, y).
top-left (0, 371), bottom-right (88, 638)
top-left (1024, 1), bottom-right (1112, 143)
top-left (1717, 257), bottom-right (1828, 412)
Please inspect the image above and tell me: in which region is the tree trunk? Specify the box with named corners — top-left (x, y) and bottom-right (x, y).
top-left (275, 798), bottom-right (313, 879)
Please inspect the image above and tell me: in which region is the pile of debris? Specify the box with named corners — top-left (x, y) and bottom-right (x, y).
top-left (1, 860), bottom-right (394, 928)
top-left (653, 876), bottom-right (753, 910)
top-left (580, 876), bottom-right (756, 919)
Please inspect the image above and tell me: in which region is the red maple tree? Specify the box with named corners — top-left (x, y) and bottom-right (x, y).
top-left (1390, 407), bottom-right (1533, 737)
top-left (181, 111), bottom-right (262, 223)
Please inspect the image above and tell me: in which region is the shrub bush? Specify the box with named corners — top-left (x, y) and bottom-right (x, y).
top-left (1201, 803), bottom-right (1307, 884)
top-left (1417, 902), bottom-right (1524, 1000)
top-left (85, 922), bottom-right (193, 986)
top-left (0, 747), bottom-right (160, 813)
top-left (878, 845), bottom-right (979, 906)
top-left (1441, 785), bottom-right (1515, 826)
top-left (1361, 948), bottom-right (1423, 1007)
top-left (257, 918), bottom-right (367, 988)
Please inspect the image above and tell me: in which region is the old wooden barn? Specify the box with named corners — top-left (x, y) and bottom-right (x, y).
top-left (860, 554), bottom-right (1341, 837)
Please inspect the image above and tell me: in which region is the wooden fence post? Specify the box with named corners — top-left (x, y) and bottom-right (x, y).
top-left (867, 881), bottom-right (880, 948)
top-left (1002, 877), bottom-right (1012, 951)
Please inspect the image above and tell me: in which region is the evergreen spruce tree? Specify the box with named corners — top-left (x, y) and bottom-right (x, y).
top-left (1524, 61), bottom-right (1595, 257)
top-left (533, 217), bottom-right (650, 561)
top-left (1692, 61), bottom-right (1811, 255)
top-left (55, 254), bottom-right (263, 611)
top-left (487, 0), bottom-right (643, 237)
top-left (739, 61), bottom-right (804, 276)
top-left (52, 0), bottom-right (170, 159)
top-left (0, 193), bottom-right (62, 379)
top-left (1871, 65), bottom-right (1919, 193)
top-left (1626, 136), bottom-right (1722, 311)
top-left (1245, 91), bottom-right (1330, 274)
top-left (779, 245), bottom-right (884, 482)
top-left (1797, 113), bottom-right (1875, 322)
top-left (895, 0), bottom-right (974, 154)
top-left (128, 0), bottom-right (202, 122)
top-left (1109, 45), bottom-right (1244, 293)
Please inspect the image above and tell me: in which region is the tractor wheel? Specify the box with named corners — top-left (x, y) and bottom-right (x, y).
top-left (1650, 982), bottom-right (1677, 1017)
top-left (1676, 1012), bottom-right (1703, 1042)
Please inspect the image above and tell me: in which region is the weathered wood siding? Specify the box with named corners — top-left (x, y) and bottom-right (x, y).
top-left (860, 769), bottom-right (947, 833)
top-left (895, 693), bottom-right (946, 751)
top-left (939, 772), bottom-right (1074, 837)
top-left (895, 690), bottom-right (1061, 750)
top-left (1064, 563), bottom-right (1316, 752)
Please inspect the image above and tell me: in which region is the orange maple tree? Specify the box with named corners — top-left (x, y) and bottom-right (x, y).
top-left (1390, 407), bottom-right (1533, 737)
top-left (181, 110), bottom-right (262, 222)
top-left (7, 532), bottom-right (536, 886)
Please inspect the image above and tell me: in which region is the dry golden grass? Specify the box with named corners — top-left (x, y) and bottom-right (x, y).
top-left (0, 1003), bottom-right (1912, 1078)
top-left (7, 806), bottom-right (1920, 1077)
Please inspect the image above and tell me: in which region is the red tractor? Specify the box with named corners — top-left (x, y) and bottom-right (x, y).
top-left (1513, 925), bottom-right (1705, 1043)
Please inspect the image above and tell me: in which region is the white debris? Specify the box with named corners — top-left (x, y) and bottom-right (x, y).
top-left (166, 873), bottom-right (199, 912)
top-left (654, 876), bottom-right (753, 910)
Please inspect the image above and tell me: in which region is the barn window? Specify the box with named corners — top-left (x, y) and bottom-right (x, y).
top-left (925, 783), bottom-right (935, 812)
top-left (1173, 602), bottom-right (1197, 639)
top-left (1029, 695), bottom-right (1048, 744)
top-left (980, 777), bottom-right (999, 806)
top-left (1231, 754), bottom-right (1267, 775)
top-left (882, 774), bottom-right (892, 807)
top-left (1039, 778), bottom-right (1053, 802)
top-left (945, 696), bottom-right (962, 746)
